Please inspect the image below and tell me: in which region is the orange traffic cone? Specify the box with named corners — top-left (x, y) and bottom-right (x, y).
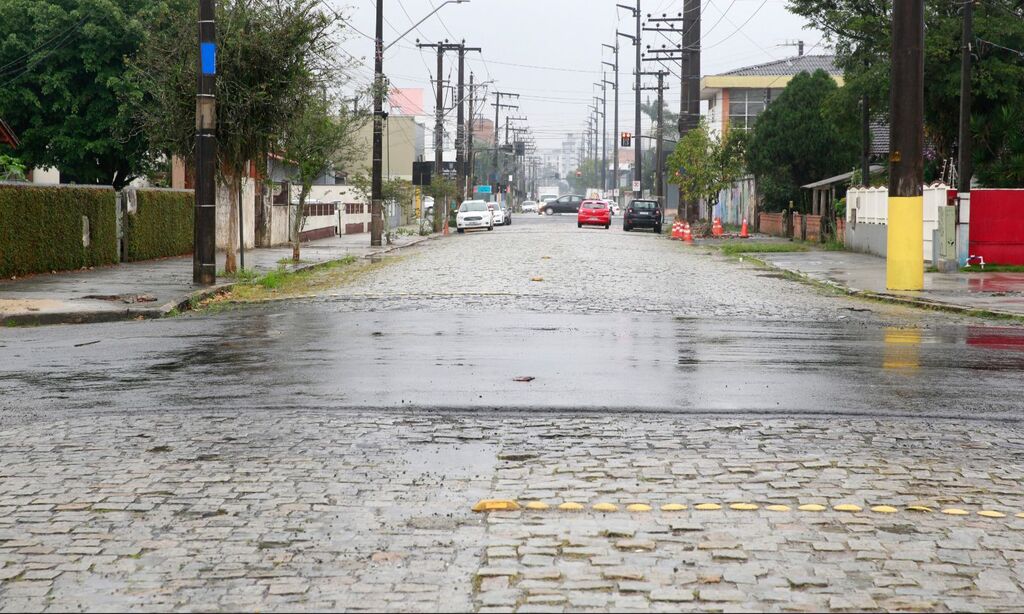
top-left (712, 217), bottom-right (724, 237)
top-left (739, 218), bottom-right (749, 238)
top-left (682, 222), bottom-right (693, 243)
top-left (671, 220), bottom-right (683, 239)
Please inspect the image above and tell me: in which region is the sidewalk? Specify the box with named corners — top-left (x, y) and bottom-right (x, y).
top-left (750, 249), bottom-right (1024, 318)
top-left (0, 230), bottom-right (435, 326)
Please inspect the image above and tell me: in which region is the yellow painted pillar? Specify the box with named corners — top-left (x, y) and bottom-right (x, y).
top-left (886, 196), bottom-right (924, 290)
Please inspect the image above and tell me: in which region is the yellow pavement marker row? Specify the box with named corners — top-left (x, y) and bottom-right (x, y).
top-left (475, 499), bottom-right (1024, 520)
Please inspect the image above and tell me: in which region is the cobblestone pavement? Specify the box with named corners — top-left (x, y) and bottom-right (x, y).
top-left (2, 411), bottom-right (1024, 612)
top-left (321, 217), bottom-right (971, 325)
top-left (3, 216), bottom-right (1024, 611)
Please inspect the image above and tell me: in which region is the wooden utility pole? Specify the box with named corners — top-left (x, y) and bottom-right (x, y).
top-left (454, 43), bottom-right (481, 205)
top-left (194, 0), bottom-right (217, 285)
top-left (958, 0), bottom-right (974, 196)
top-left (370, 0), bottom-right (385, 246)
top-left (886, 0), bottom-right (925, 290)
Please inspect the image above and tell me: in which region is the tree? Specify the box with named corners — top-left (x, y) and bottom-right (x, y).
top-left (787, 0), bottom-right (1024, 187)
top-left (124, 0), bottom-right (342, 272)
top-left (0, 154), bottom-right (27, 182)
top-left (0, 0), bottom-right (153, 188)
top-left (746, 70), bottom-right (858, 211)
top-left (667, 120), bottom-right (746, 221)
top-left (279, 95), bottom-right (364, 261)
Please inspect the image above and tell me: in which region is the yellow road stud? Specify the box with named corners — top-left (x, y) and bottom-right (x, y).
top-left (907, 505), bottom-right (933, 513)
top-left (472, 499), bottom-right (520, 512)
top-left (1016, 512), bottom-right (1024, 519)
top-left (558, 502), bottom-right (584, 511)
top-left (798, 504), bottom-right (826, 512)
top-left (530, 277), bottom-right (544, 282)
top-left (524, 501), bottom-right (549, 511)
top-left (834, 504), bottom-right (862, 513)
top-left (765, 504), bottom-right (791, 512)
top-left (941, 508), bottom-right (969, 516)
top-left (593, 503), bottom-right (618, 513)
top-left (660, 503), bottom-right (687, 512)
top-left (729, 503), bottom-right (759, 511)
top-left (870, 505), bottom-right (899, 514)
top-left (978, 510), bottom-right (1006, 518)
top-left (694, 503), bottom-right (722, 511)
top-left (626, 503), bottom-right (652, 512)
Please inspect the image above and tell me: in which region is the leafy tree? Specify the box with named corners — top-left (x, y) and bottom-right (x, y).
top-left (124, 0), bottom-right (341, 272)
top-left (746, 70), bottom-right (858, 211)
top-left (0, 0), bottom-right (153, 188)
top-left (667, 119), bottom-right (746, 221)
top-left (279, 95), bottom-right (365, 261)
top-left (787, 0), bottom-right (1024, 187)
top-left (0, 154), bottom-right (27, 181)
top-left (351, 173), bottom-right (415, 237)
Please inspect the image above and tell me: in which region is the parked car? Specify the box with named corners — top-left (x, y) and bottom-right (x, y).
top-left (622, 199), bottom-right (663, 233)
top-left (488, 201), bottom-right (512, 226)
top-left (542, 194), bottom-right (584, 215)
top-left (456, 200), bottom-right (494, 233)
top-left (521, 200), bottom-right (538, 214)
top-left (577, 200), bottom-right (611, 229)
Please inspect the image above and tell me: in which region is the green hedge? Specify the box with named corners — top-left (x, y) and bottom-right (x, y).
top-left (0, 183), bottom-right (118, 277)
top-left (123, 188), bottom-right (194, 262)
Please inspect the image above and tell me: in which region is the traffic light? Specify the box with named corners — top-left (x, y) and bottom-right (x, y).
top-left (620, 132), bottom-right (632, 147)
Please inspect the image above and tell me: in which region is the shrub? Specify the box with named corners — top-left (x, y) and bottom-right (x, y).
top-left (123, 188), bottom-right (193, 261)
top-left (0, 183), bottom-right (117, 277)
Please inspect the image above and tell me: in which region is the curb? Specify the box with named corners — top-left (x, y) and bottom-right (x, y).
top-left (1, 233), bottom-right (441, 327)
top-left (747, 256), bottom-right (1024, 321)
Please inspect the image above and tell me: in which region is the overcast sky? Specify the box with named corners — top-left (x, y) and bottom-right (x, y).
top-left (335, 0), bottom-right (826, 150)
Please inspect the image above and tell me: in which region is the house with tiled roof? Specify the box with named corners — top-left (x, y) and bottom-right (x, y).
top-left (700, 54), bottom-right (843, 135)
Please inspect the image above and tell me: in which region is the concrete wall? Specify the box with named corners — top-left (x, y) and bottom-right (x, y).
top-left (352, 115), bottom-right (425, 181)
top-left (215, 176), bottom-right (255, 250)
top-left (713, 175), bottom-right (757, 226)
top-left (845, 184), bottom-right (952, 262)
top-left (969, 189), bottom-right (1024, 264)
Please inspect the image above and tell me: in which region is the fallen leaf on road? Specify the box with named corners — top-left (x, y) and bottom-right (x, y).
top-left (513, 376), bottom-right (535, 382)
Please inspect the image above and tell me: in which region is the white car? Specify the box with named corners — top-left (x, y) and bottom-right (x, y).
top-left (521, 201), bottom-right (538, 213)
top-left (488, 202), bottom-right (511, 226)
top-left (456, 200), bottom-right (494, 233)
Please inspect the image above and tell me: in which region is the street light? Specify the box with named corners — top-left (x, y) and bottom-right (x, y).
top-left (372, 0), bottom-right (471, 247)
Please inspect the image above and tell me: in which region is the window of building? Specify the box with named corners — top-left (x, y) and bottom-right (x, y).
top-left (727, 88), bottom-right (785, 130)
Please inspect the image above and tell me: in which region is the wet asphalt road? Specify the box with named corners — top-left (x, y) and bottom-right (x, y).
top-left (2, 214), bottom-right (1023, 422)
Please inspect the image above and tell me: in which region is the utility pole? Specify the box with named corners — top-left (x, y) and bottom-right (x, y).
top-left (603, 43), bottom-right (619, 201)
top-left (454, 43), bottom-right (481, 205)
top-left (194, 0), bottom-right (217, 284)
top-left (595, 81), bottom-right (608, 193)
top-left (641, 71), bottom-right (668, 205)
top-left (886, 0), bottom-right (925, 291)
top-left (467, 72), bottom-right (474, 194)
top-left (617, 2), bottom-right (641, 196)
top-left (370, 0), bottom-right (385, 246)
top-left (434, 44), bottom-right (445, 232)
top-left (957, 0), bottom-right (974, 197)
top-left (491, 92), bottom-right (519, 193)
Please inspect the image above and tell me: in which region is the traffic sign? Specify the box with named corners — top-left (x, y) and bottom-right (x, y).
top-left (632, 180), bottom-right (641, 192)
top-left (476, 185), bottom-right (492, 194)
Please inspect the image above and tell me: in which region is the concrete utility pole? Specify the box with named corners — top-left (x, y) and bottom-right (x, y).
top-left (454, 43), bottom-right (481, 205)
top-left (370, 0), bottom-right (385, 246)
top-left (886, 0), bottom-right (925, 291)
top-left (641, 71), bottom-right (668, 205)
top-left (194, 0), bottom-right (217, 285)
top-left (603, 42), bottom-right (619, 201)
top-left (467, 72), bottom-right (474, 193)
top-left (616, 3), bottom-right (641, 196)
top-left (491, 91), bottom-right (519, 192)
top-left (434, 44), bottom-right (445, 232)
top-left (957, 0), bottom-right (974, 198)
top-left (596, 82), bottom-right (608, 192)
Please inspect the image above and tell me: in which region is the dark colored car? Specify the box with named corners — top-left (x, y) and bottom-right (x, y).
top-left (542, 194), bottom-right (584, 215)
top-left (623, 199), bottom-right (663, 233)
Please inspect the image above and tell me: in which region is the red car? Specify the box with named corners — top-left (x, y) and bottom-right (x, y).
top-left (577, 200), bottom-right (611, 229)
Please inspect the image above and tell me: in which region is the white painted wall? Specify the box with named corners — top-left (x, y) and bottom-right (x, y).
top-left (846, 184), bottom-right (952, 262)
top-left (216, 176), bottom-right (256, 250)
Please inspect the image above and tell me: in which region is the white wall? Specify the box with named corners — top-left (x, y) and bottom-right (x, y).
top-left (846, 184), bottom-right (952, 262)
top-left (216, 176), bottom-right (256, 250)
